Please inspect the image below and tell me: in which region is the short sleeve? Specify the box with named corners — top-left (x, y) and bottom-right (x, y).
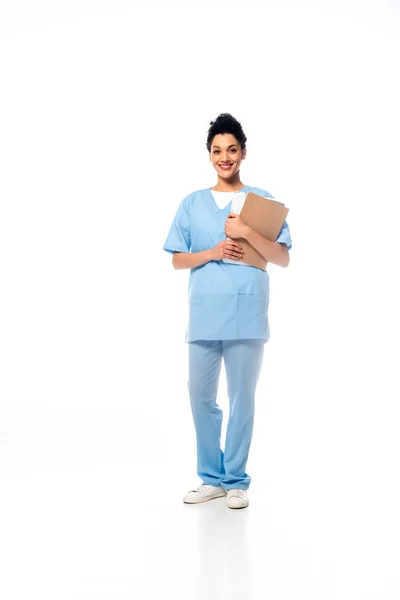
top-left (262, 189), bottom-right (293, 251)
top-left (162, 197), bottom-right (191, 254)
top-left (276, 220), bottom-right (292, 251)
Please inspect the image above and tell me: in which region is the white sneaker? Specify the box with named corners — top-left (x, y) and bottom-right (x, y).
top-left (226, 488), bottom-right (249, 509)
top-left (183, 484), bottom-right (227, 504)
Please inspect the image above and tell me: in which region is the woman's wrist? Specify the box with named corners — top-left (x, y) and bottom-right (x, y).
top-left (205, 248), bottom-right (215, 262)
top-left (242, 225), bottom-right (251, 240)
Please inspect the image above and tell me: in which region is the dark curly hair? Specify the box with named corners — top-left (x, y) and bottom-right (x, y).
top-left (206, 113), bottom-right (247, 153)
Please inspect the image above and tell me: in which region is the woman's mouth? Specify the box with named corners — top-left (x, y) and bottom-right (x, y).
top-left (219, 164), bottom-right (233, 170)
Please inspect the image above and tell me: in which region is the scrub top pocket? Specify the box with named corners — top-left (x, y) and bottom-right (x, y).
top-left (188, 293), bottom-right (238, 341)
top-left (237, 293), bottom-right (269, 340)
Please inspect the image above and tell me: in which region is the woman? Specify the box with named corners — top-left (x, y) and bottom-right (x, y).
top-left (162, 113), bottom-right (292, 509)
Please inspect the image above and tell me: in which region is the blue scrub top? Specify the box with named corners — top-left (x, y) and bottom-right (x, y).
top-left (162, 184), bottom-right (293, 344)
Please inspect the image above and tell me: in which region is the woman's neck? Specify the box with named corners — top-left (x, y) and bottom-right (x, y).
top-left (211, 175), bottom-right (245, 193)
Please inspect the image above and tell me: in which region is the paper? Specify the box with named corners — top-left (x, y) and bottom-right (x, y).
top-left (224, 191), bottom-right (250, 266)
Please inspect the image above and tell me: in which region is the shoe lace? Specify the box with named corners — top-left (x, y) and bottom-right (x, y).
top-left (198, 484), bottom-right (212, 495)
top-left (227, 489), bottom-right (247, 498)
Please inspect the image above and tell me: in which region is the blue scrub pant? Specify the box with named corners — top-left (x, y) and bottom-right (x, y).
top-left (187, 339), bottom-right (265, 490)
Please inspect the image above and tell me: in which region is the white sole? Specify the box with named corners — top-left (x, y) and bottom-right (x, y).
top-left (183, 491), bottom-right (227, 504)
top-left (227, 502), bottom-right (249, 509)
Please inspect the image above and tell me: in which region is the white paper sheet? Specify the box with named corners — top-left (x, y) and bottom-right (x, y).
top-left (223, 191), bottom-right (249, 266)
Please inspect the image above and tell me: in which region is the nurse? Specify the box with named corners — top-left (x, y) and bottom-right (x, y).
top-left (162, 113), bottom-right (292, 509)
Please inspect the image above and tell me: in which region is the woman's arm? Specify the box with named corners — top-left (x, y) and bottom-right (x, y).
top-left (172, 240), bottom-right (245, 270)
top-left (172, 250), bottom-right (213, 270)
top-left (243, 226), bottom-right (290, 268)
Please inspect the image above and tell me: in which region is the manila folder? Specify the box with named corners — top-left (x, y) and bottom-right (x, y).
top-left (234, 191), bottom-right (289, 270)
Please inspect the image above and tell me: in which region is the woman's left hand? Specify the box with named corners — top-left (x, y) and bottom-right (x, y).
top-left (225, 213), bottom-right (248, 239)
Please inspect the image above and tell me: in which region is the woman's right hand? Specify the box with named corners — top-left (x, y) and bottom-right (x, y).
top-left (210, 239), bottom-right (245, 262)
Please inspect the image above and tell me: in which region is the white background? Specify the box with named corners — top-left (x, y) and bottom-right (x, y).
top-left (1, 1), bottom-right (399, 599)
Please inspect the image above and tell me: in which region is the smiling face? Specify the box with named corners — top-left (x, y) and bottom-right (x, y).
top-left (209, 133), bottom-right (246, 179)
